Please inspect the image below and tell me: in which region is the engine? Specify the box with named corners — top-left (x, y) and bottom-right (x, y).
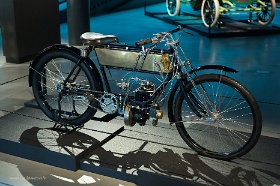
top-left (134, 80), bottom-right (155, 101)
top-left (124, 79), bottom-right (163, 126)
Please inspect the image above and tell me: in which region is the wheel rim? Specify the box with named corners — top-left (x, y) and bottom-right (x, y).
top-left (166, 0), bottom-right (179, 16)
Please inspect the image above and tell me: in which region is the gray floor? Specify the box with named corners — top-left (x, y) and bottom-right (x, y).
top-left (0, 2), bottom-right (280, 186)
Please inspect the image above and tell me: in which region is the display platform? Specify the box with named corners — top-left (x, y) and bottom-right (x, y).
top-left (0, 100), bottom-right (280, 186)
top-left (145, 4), bottom-right (280, 38)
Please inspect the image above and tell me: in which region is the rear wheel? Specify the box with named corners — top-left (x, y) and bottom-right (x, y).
top-left (201, 0), bottom-right (220, 28)
top-left (256, 0), bottom-right (276, 25)
top-left (31, 49), bottom-right (98, 126)
top-left (166, 0), bottom-right (181, 16)
top-left (174, 74), bottom-right (262, 160)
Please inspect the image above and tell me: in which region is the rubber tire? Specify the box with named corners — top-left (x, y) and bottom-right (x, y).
top-left (174, 74), bottom-right (262, 160)
top-left (32, 49), bottom-right (97, 126)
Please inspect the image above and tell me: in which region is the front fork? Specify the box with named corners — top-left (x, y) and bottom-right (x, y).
top-left (168, 65), bottom-right (236, 124)
top-left (177, 75), bottom-right (210, 119)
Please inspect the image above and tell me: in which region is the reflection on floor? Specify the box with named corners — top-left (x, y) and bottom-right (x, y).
top-left (0, 2), bottom-right (280, 186)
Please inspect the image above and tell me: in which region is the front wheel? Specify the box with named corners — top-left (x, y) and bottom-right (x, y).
top-left (166, 0), bottom-right (181, 16)
top-left (31, 49), bottom-right (98, 126)
top-left (174, 74), bottom-right (262, 160)
top-left (201, 0), bottom-right (220, 28)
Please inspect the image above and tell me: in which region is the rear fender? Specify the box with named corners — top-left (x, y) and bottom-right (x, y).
top-left (28, 44), bottom-right (103, 91)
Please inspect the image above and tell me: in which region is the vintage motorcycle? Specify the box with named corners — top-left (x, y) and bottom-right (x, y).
top-left (29, 26), bottom-right (262, 160)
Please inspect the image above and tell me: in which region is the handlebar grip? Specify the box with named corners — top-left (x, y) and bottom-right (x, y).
top-left (135, 38), bottom-right (152, 47)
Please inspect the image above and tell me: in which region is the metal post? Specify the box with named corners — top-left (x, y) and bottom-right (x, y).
top-left (67, 0), bottom-right (90, 45)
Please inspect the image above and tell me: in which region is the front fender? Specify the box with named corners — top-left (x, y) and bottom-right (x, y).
top-left (190, 65), bottom-right (238, 74)
top-left (167, 65), bottom-right (238, 123)
top-left (28, 44), bottom-right (104, 92)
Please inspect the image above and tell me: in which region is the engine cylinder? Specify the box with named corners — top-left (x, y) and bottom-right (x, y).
top-left (135, 90), bottom-right (150, 101)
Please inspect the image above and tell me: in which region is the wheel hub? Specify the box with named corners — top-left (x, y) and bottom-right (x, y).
top-left (213, 112), bottom-right (222, 122)
top-left (56, 83), bottom-right (63, 93)
top-left (203, 111), bottom-right (222, 123)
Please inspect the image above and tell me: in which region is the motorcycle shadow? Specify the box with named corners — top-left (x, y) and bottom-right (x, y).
top-left (19, 127), bottom-right (279, 186)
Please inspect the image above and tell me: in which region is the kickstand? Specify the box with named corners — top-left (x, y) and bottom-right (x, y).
top-left (52, 93), bottom-right (84, 133)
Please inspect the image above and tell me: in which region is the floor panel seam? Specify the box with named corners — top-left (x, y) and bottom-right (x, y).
top-left (0, 75), bottom-right (28, 86)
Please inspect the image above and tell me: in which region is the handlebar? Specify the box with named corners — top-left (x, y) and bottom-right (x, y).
top-left (135, 38), bottom-right (153, 47)
top-left (168, 26), bottom-right (182, 34)
top-left (135, 25), bottom-right (191, 47)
